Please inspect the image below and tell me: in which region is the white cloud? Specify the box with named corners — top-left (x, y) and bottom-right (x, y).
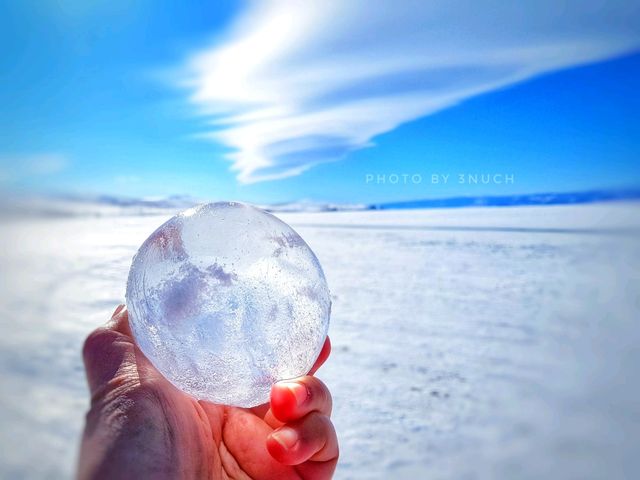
top-left (179, 0), bottom-right (640, 183)
top-left (0, 154), bottom-right (69, 184)
top-left (23, 154), bottom-right (69, 176)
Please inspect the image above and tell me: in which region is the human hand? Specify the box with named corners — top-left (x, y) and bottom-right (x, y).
top-left (78, 305), bottom-right (338, 479)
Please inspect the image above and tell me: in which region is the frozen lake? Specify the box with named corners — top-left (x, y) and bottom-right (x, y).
top-left (1, 203), bottom-right (639, 479)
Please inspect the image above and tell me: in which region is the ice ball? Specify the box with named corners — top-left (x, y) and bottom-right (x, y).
top-left (126, 202), bottom-right (331, 407)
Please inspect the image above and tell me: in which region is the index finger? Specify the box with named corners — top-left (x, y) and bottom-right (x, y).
top-left (249, 336), bottom-right (331, 418)
top-left (270, 375), bottom-right (332, 423)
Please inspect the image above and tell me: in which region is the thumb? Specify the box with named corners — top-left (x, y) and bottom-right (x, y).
top-left (82, 305), bottom-right (136, 396)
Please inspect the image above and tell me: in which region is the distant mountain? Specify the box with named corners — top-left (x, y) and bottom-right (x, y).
top-left (263, 200), bottom-right (369, 213)
top-left (93, 194), bottom-right (199, 209)
top-left (1, 188), bottom-right (638, 218)
top-left (0, 193), bottom-right (202, 218)
top-left (370, 189), bottom-right (640, 210)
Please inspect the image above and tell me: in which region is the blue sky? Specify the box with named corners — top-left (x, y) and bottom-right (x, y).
top-left (1, 0), bottom-right (639, 204)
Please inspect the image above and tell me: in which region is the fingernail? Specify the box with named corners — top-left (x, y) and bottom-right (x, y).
top-left (106, 305), bottom-right (126, 328)
top-left (271, 427), bottom-right (298, 450)
top-left (112, 304), bottom-right (126, 317)
top-left (280, 381), bottom-right (308, 406)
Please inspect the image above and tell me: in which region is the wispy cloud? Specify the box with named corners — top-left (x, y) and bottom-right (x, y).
top-left (0, 153), bottom-right (69, 183)
top-left (179, 0), bottom-right (640, 183)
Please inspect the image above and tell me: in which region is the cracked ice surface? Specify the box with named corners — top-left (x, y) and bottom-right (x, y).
top-left (126, 202), bottom-right (331, 407)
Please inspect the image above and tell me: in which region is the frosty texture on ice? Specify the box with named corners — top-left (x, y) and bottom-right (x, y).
top-left (126, 202), bottom-right (331, 407)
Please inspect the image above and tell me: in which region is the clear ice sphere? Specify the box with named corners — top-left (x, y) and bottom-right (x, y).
top-left (126, 202), bottom-right (331, 407)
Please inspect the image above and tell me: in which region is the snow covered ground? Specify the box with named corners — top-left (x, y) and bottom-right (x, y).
top-left (0, 203), bottom-right (639, 479)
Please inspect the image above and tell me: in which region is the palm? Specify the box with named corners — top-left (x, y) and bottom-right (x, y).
top-left (79, 307), bottom-right (337, 480)
top-left (140, 374), bottom-right (311, 479)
